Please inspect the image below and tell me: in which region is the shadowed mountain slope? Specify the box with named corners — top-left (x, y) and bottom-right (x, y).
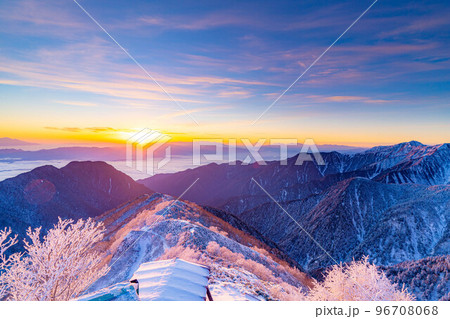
top-left (0, 161), bottom-right (151, 248)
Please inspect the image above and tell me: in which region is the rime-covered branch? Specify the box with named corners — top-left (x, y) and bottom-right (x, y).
top-left (0, 218), bottom-right (109, 300)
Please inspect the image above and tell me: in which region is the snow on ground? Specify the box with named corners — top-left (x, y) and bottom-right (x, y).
top-left (208, 263), bottom-right (288, 301)
top-left (210, 284), bottom-right (263, 301)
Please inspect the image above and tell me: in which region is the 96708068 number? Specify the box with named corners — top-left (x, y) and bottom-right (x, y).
top-left (375, 306), bottom-right (438, 316)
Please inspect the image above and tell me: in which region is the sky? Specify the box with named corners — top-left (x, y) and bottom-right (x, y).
top-left (0, 0), bottom-right (449, 147)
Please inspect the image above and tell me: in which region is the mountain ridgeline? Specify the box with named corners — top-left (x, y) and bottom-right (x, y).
top-left (139, 141), bottom-right (449, 207)
top-left (139, 141), bottom-right (450, 270)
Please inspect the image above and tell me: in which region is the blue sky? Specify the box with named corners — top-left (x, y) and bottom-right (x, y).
top-left (0, 0), bottom-right (449, 146)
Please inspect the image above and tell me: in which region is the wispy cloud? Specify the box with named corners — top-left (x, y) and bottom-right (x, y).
top-left (0, 0), bottom-right (83, 28)
top-left (44, 127), bottom-right (83, 133)
top-left (217, 89), bottom-right (253, 99)
top-left (44, 126), bottom-right (130, 133)
top-left (138, 12), bottom-right (259, 30)
top-left (133, 3), bottom-right (353, 33)
top-left (261, 93), bottom-right (395, 106)
top-left (0, 51), bottom-right (206, 104)
top-left (0, 0), bottom-right (92, 38)
top-left (309, 95), bottom-right (392, 104)
top-left (54, 100), bottom-right (98, 107)
top-left (157, 105), bottom-right (234, 120)
top-left (378, 14), bottom-right (450, 38)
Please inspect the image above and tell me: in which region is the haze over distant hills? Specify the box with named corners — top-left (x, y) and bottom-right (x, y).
top-left (0, 146), bottom-right (124, 161)
top-left (0, 142), bottom-right (367, 161)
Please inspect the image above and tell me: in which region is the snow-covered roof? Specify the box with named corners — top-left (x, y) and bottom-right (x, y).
top-left (130, 258), bottom-right (211, 301)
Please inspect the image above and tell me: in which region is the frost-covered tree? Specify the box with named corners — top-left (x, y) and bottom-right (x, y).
top-left (0, 227), bottom-right (18, 299)
top-left (0, 218), bottom-right (108, 301)
top-left (308, 257), bottom-right (414, 301)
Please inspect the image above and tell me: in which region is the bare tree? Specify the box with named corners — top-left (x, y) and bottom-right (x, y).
top-left (0, 218), bottom-right (109, 301)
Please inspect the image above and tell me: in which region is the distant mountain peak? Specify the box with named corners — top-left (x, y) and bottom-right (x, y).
top-left (63, 160), bottom-right (116, 170)
top-left (0, 137), bottom-right (36, 147)
top-left (29, 164), bottom-right (60, 175)
top-left (365, 140), bottom-right (426, 154)
top-left (405, 140), bottom-right (425, 147)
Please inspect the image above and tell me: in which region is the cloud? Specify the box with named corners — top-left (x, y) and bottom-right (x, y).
top-left (180, 76), bottom-right (273, 86)
top-left (307, 95), bottom-right (392, 104)
top-left (0, 37), bottom-right (277, 107)
top-left (157, 105), bottom-right (234, 120)
top-left (44, 127), bottom-right (83, 133)
top-left (0, 0), bottom-right (93, 39)
top-left (0, 54), bottom-right (207, 104)
top-left (378, 15), bottom-right (450, 38)
top-left (138, 12), bottom-right (255, 30)
top-left (85, 127), bottom-right (120, 133)
top-left (217, 89), bottom-right (253, 99)
top-left (5, 0), bottom-right (84, 27)
top-left (115, 70), bottom-right (275, 87)
top-left (133, 3), bottom-right (350, 33)
top-left (44, 127), bottom-right (130, 134)
top-left (54, 101), bottom-right (98, 107)
top-left (264, 93), bottom-right (395, 106)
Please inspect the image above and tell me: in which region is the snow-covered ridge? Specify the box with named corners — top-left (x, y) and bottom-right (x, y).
top-left (89, 193), bottom-right (312, 301)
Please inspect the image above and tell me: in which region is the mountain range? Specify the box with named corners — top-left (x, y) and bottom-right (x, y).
top-left (139, 141), bottom-right (449, 208)
top-left (0, 140), bottom-right (448, 300)
top-left (139, 141), bottom-right (449, 270)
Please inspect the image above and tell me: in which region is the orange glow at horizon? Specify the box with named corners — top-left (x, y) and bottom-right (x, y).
top-left (1, 125), bottom-right (444, 149)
